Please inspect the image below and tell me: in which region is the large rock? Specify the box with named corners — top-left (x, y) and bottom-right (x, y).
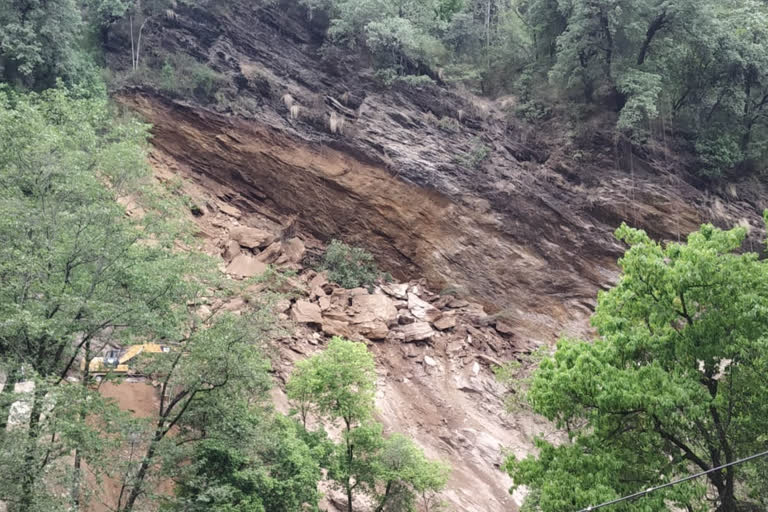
top-left (256, 241), bottom-right (283, 264)
top-left (226, 253), bottom-right (268, 278)
top-left (275, 238), bottom-right (306, 265)
top-left (309, 272), bottom-right (329, 299)
top-left (222, 239), bottom-right (241, 261)
top-left (398, 321), bottom-right (434, 342)
top-left (350, 293), bottom-right (398, 326)
top-left (433, 314), bottom-right (456, 331)
top-left (355, 320), bottom-right (389, 340)
top-left (322, 318), bottom-right (352, 337)
top-left (408, 293), bottom-right (441, 322)
top-left (230, 226), bottom-right (274, 249)
top-left (381, 282), bottom-right (409, 299)
top-left (494, 319), bottom-right (515, 335)
top-left (291, 300), bottom-right (322, 324)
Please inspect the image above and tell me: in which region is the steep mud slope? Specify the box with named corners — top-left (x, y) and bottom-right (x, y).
top-left (108, 1), bottom-right (768, 510)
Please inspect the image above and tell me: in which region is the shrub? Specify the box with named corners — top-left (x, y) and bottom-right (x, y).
top-left (437, 116), bottom-right (460, 133)
top-left (320, 240), bottom-right (379, 289)
top-left (459, 137), bottom-right (490, 168)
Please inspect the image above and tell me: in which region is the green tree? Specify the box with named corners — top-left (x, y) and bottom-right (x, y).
top-left (0, 85), bottom-right (200, 512)
top-left (0, 85), bottom-right (277, 512)
top-left (287, 338), bottom-right (449, 512)
top-left (0, 0), bottom-right (84, 88)
top-left (374, 434), bottom-right (450, 512)
top-left (288, 337), bottom-right (376, 512)
top-left (115, 307), bottom-right (273, 512)
top-left (170, 414), bottom-right (323, 512)
top-left (506, 221), bottom-right (768, 512)
top-left (321, 240), bottom-right (380, 289)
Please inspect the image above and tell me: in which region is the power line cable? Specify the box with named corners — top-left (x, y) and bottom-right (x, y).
top-left (576, 448), bottom-right (768, 512)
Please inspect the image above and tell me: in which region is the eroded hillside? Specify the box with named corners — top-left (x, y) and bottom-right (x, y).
top-left (107, 1), bottom-right (768, 509)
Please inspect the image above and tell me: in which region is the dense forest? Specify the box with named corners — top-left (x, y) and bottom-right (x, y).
top-left (2, 0), bottom-right (768, 511)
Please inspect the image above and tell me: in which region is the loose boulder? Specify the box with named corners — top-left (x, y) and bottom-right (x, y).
top-left (226, 253), bottom-right (268, 278)
top-left (230, 226), bottom-right (274, 249)
top-left (408, 293), bottom-right (441, 322)
top-left (433, 314), bottom-right (456, 331)
top-left (291, 300), bottom-right (322, 324)
top-left (350, 293), bottom-right (398, 326)
top-left (397, 321), bottom-right (434, 343)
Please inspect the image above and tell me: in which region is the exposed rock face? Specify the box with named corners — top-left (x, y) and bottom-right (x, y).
top-left (108, 2), bottom-right (768, 510)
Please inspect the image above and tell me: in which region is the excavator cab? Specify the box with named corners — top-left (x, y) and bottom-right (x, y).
top-left (103, 350), bottom-right (121, 368)
top-left (81, 343), bottom-right (171, 376)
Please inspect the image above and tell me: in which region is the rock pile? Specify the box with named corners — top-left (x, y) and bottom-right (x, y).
top-left (274, 268), bottom-right (519, 359)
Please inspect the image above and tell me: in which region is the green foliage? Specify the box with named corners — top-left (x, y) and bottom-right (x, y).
top-left (0, 0), bottom-right (84, 88)
top-left (524, 0), bottom-right (768, 174)
top-left (458, 137), bottom-right (490, 168)
top-left (0, 84), bottom-right (282, 512)
top-left (321, 239), bottom-right (381, 289)
top-left (616, 69), bottom-right (662, 133)
top-left (289, 337), bottom-right (377, 427)
top-left (507, 221), bottom-right (768, 511)
top-left (171, 415), bottom-right (322, 512)
top-left (287, 338), bottom-right (449, 512)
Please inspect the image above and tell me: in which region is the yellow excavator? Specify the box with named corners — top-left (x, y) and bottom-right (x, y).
top-left (81, 343), bottom-right (171, 376)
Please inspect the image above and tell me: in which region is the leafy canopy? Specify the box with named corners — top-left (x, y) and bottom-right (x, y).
top-left (506, 221), bottom-right (768, 511)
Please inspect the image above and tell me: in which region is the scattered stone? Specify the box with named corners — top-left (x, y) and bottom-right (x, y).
top-left (322, 319), bottom-right (352, 337)
top-left (218, 202), bottom-right (241, 218)
top-left (494, 319), bottom-right (515, 335)
top-left (423, 355), bottom-right (438, 367)
top-left (400, 344), bottom-right (419, 358)
top-left (408, 293), bottom-right (441, 322)
top-left (309, 272), bottom-right (328, 291)
top-left (447, 298), bottom-right (470, 308)
top-left (274, 299), bottom-right (291, 314)
top-left (398, 314), bottom-right (415, 325)
top-left (256, 241), bottom-right (283, 263)
top-left (432, 314), bottom-right (456, 331)
top-left (291, 300), bottom-right (322, 324)
top-left (276, 237), bottom-right (306, 265)
top-left (350, 294), bottom-right (398, 326)
top-left (476, 354), bottom-right (504, 367)
top-left (381, 282), bottom-right (409, 299)
top-left (355, 320), bottom-right (389, 340)
top-left (318, 296), bottom-right (331, 311)
top-left (323, 309), bottom-right (353, 323)
top-left (230, 226), bottom-right (274, 249)
top-left (432, 296), bottom-right (453, 309)
top-left (222, 239), bottom-right (241, 261)
top-left (472, 362), bottom-right (480, 375)
top-left (226, 253), bottom-right (268, 278)
top-left (224, 297), bottom-right (246, 311)
top-left (398, 321), bottom-right (434, 343)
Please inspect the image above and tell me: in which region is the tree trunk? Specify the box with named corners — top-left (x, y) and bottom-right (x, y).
top-left (0, 362), bottom-right (20, 432)
top-left (637, 11), bottom-right (667, 66)
top-left (71, 341), bottom-right (91, 510)
top-left (18, 384), bottom-right (45, 512)
top-left (121, 438), bottom-right (158, 512)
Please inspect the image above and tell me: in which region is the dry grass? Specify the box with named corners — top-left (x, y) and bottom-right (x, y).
top-left (282, 93), bottom-right (294, 109)
top-left (289, 104), bottom-right (300, 120)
